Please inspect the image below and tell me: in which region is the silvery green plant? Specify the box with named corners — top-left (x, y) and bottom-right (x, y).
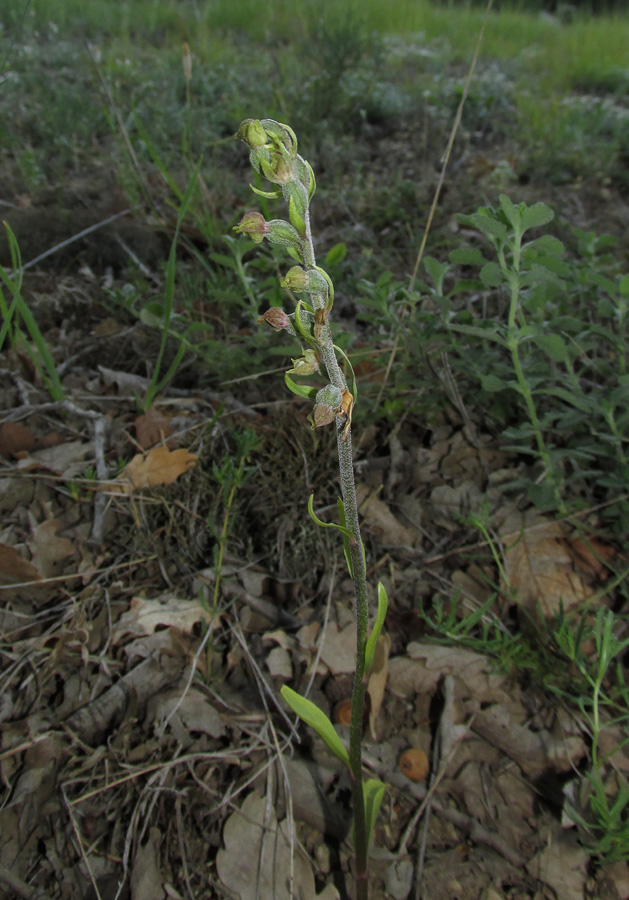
top-left (235, 118), bottom-right (387, 898)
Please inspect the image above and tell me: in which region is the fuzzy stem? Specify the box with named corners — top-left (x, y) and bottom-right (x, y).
top-left (303, 206), bottom-right (370, 890)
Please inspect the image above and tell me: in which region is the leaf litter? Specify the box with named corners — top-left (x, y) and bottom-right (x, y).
top-left (0, 229), bottom-right (627, 900)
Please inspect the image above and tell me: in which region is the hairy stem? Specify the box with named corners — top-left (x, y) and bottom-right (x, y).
top-left (303, 207), bottom-right (370, 887)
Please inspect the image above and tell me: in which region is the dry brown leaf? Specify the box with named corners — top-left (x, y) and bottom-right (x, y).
top-left (266, 646), bottom-right (293, 680)
top-left (500, 510), bottom-right (589, 620)
top-left (148, 688), bottom-right (226, 741)
top-left (98, 364), bottom-right (149, 395)
top-left (388, 642), bottom-right (509, 705)
top-left (0, 422), bottom-right (39, 458)
top-left (217, 791), bottom-right (339, 900)
top-left (359, 488), bottom-right (417, 546)
top-left (367, 632), bottom-right (391, 738)
top-left (16, 440), bottom-right (92, 479)
top-left (0, 543), bottom-right (41, 584)
top-left (319, 622), bottom-right (356, 675)
top-left (526, 827), bottom-right (588, 900)
top-left (29, 520), bottom-right (76, 578)
top-left (124, 445), bottom-right (196, 489)
top-left (130, 826), bottom-right (165, 900)
top-left (430, 481), bottom-right (484, 531)
top-left (112, 595), bottom-right (212, 642)
top-left (568, 535), bottom-right (616, 581)
top-left (135, 408), bottom-right (175, 451)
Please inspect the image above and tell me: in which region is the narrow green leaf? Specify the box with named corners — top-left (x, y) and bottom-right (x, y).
top-left (304, 159), bottom-right (317, 201)
top-left (534, 386), bottom-right (592, 413)
top-left (280, 685), bottom-right (350, 769)
top-left (249, 183), bottom-right (280, 199)
top-left (364, 583), bottom-right (388, 676)
top-left (293, 301), bottom-right (317, 345)
top-left (284, 373), bottom-right (318, 400)
top-left (308, 494), bottom-right (353, 540)
top-left (134, 114), bottom-right (182, 201)
top-left (2, 224), bottom-right (64, 401)
top-left (333, 344), bottom-right (357, 400)
top-left (363, 778), bottom-right (386, 849)
top-left (619, 273), bottom-right (629, 298)
top-left (144, 157), bottom-right (202, 410)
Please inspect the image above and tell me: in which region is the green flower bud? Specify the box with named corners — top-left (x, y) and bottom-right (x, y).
top-left (236, 118), bottom-right (267, 149)
top-left (260, 119), bottom-right (298, 157)
top-left (281, 266), bottom-right (309, 291)
top-left (287, 349), bottom-right (320, 376)
top-left (233, 211), bottom-right (269, 243)
top-left (315, 384), bottom-right (343, 409)
top-left (310, 384), bottom-right (344, 428)
top-left (266, 219), bottom-right (302, 248)
top-left (258, 307), bottom-right (297, 335)
top-left (260, 151), bottom-right (293, 185)
top-left (284, 180), bottom-right (309, 218)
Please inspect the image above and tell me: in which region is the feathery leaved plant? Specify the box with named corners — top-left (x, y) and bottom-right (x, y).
top-left (234, 118), bottom-right (388, 898)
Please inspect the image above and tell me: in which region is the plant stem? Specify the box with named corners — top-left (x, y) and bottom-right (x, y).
top-left (303, 208), bottom-right (371, 891)
top-left (337, 420), bottom-right (370, 890)
top-left (506, 269), bottom-right (565, 513)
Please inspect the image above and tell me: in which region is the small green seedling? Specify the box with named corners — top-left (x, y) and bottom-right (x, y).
top-left (235, 118), bottom-right (388, 900)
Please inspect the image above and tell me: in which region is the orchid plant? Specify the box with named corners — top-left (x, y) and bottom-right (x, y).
top-left (235, 118), bottom-right (388, 899)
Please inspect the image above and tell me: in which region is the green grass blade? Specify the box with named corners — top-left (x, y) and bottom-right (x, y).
top-left (144, 157), bottom-right (202, 410)
top-left (1, 223), bottom-right (64, 400)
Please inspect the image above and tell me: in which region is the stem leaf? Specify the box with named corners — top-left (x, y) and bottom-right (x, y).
top-left (249, 183), bottom-right (280, 199)
top-left (280, 685), bottom-right (350, 769)
top-left (364, 583), bottom-right (389, 677)
top-left (308, 493), bottom-right (354, 541)
top-left (363, 778), bottom-right (386, 849)
top-left (284, 372), bottom-right (318, 400)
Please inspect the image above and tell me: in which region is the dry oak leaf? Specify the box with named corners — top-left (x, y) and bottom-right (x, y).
top-left (134, 408), bottom-right (175, 451)
top-left (112, 594), bottom-right (213, 642)
top-left (358, 487), bottom-right (418, 546)
top-left (217, 791), bottom-right (339, 900)
top-left (16, 440), bottom-right (92, 479)
top-left (29, 519), bottom-right (76, 578)
top-left (388, 642), bottom-right (509, 706)
top-left (500, 510), bottom-right (589, 620)
top-left (124, 445), bottom-right (196, 490)
top-left (0, 543), bottom-right (41, 584)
